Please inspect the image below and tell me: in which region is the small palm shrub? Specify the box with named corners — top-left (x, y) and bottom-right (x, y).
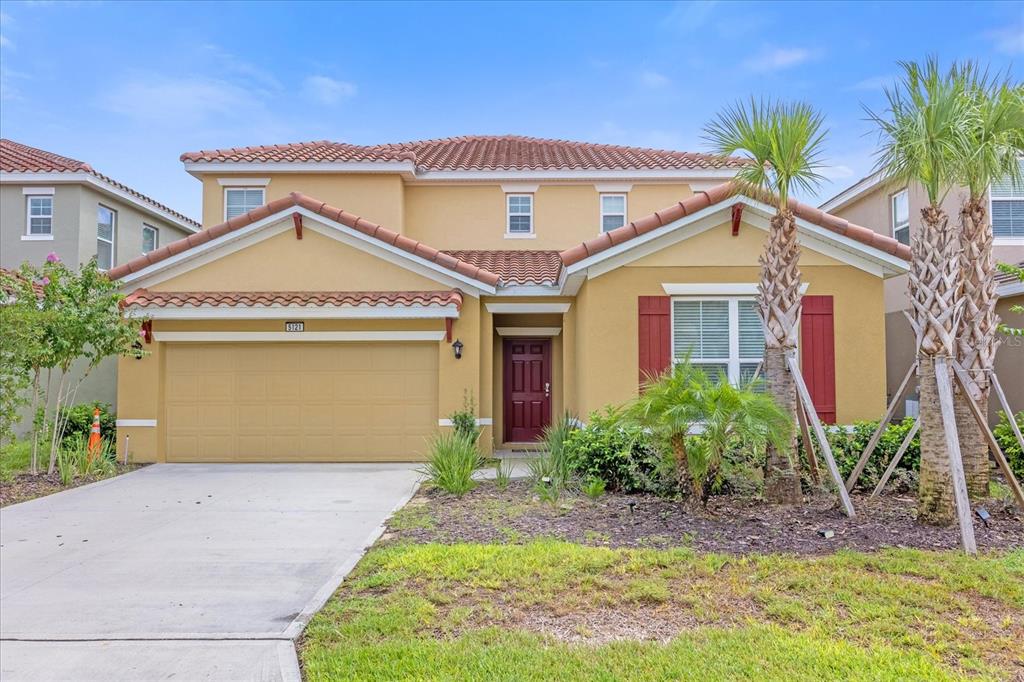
top-left (420, 431), bottom-right (482, 496)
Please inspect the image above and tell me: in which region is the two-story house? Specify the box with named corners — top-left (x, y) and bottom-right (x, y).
top-left (110, 136), bottom-right (910, 462)
top-left (1, 139), bottom-right (199, 426)
top-left (822, 167), bottom-right (1024, 421)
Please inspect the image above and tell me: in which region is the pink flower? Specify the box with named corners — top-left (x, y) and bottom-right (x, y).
top-left (139, 329), bottom-right (148, 338)
top-left (40, 276), bottom-right (50, 286)
top-left (46, 252), bottom-right (61, 263)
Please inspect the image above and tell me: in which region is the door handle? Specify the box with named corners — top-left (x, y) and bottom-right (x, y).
top-left (544, 382), bottom-right (550, 398)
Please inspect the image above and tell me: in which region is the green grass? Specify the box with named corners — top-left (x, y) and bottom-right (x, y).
top-left (301, 541), bottom-right (1024, 681)
top-left (0, 440), bottom-right (32, 481)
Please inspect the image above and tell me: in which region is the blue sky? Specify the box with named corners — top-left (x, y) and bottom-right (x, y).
top-left (1, 1), bottom-right (1021, 220)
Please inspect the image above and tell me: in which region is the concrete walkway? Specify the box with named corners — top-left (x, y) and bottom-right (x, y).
top-left (0, 463), bottom-right (420, 681)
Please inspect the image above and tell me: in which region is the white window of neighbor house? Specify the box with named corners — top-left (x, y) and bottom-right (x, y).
top-left (142, 224), bottom-right (159, 254)
top-left (600, 194), bottom-right (627, 232)
top-left (97, 205), bottom-right (117, 270)
top-left (506, 194), bottom-right (534, 235)
top-left (224, 187), bottom-right (266, 220)
top-left (671, 298), bottom-right (765, 385)
top-left (26, 195), bottom-right (53, 235)
top-left (991, 158), bottom-right (1024, 240)
top-left (891, 189), bottom-right (910, 245)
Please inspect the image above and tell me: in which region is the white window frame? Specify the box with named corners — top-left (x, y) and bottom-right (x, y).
top-left (989, 174), bottom-right (1024, 245)
top-left (670, 296), bottom-right (764, 385)
top-left (97, 204), bottom-right (117, 271)
top-left (141, 224), bottom-right (159, 254)
top-left (890, 189), bottom-right (910, 246)
top-left (223, 187), bottom-right (266, 221)
top-left (505, 193), bottom-right (535, 238)
top-left (25, 194), bottom-right (54, 238)
top-left (599, 193), bottom-right (627, 233)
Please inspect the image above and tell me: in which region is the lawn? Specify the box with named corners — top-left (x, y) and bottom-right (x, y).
top-left (0, 439), bottom-right (139, 507)
top-left (301, 519), bottom-right (1024, 680)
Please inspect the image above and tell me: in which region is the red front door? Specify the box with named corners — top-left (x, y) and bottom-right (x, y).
top-left (503, 338), bottom-right (551, 442)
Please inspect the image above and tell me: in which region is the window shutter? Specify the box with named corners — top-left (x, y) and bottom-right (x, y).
top-left (638, 296), bottom-right (671, 389)
top-left (800, 295), bottom-right (837, 424)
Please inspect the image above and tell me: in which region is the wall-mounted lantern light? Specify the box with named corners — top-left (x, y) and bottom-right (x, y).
top-left (452, 338), bottom-right (464, 360)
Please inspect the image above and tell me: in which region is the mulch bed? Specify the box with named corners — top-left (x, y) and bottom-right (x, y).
top-left (0, 464), bottom-right (144, 507)
top-left (387, 480), bottom-right (1024, 554)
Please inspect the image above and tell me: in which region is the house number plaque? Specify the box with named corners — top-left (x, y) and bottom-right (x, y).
top-left (285, 321), bottom-right (305, 332)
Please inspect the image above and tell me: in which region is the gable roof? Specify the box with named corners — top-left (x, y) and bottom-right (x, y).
top-left (0, 139), bottom-right (200, 232)
top-left (444, 250), bottom-right (562, 286)
top-left (180, 135), bottom-right (744, 172)
top-left (559, 181), bottom-right (913, 268)
top-left (106, 192), bottom-right (501, 288)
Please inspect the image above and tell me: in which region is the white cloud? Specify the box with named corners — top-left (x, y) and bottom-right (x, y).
top-left (198, 44), bottom-right (281, 92)
top-left (845, 74), bottom-right (894, 92)
top-left (742, 46), bottom-right (816, 73)
top-left (302, 75), bottom-right (356, 105)
top-left (98, 75), bottom-right (266, 128)
top-left (638, 70), bottom-right (671, 89)
top-left (661, 1), bottom-right (718, 33)
top-left (984, 24), bottom-right (1024, 55)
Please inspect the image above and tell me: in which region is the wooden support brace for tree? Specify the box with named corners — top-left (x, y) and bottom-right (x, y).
top-left (796, 399), bottom-right (821, 485)
top-left (990, 372), bottom-right (1024, 457)
top-left (950, 363), bottom-right (1024, 511)
top-left (870, 419), bottom-right (920, 498)
top-left (786, 353), bottom-right (856, 517)
top-left (933, 357), bottom-right (978, 555)
top-left (845, 361), bottom-right (918, 492)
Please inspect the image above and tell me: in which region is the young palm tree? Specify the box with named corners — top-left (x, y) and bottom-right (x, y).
top-left (704, 99), bottom-right (827, 504)
top-left (867, 58), bottom-right (974, 525)
top-left (950, 65), bottom-right (1024, 498)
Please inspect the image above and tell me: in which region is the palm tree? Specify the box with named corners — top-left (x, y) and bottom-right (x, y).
top-left (867, 58), bottom-right (974, 525)
top-left (704, 99), bottom-right (827, 504)
top-left (950, 65), bottom-right (1024, 499)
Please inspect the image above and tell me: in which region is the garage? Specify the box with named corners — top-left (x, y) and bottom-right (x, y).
top-left (164, 342), bottom-right (438, 462)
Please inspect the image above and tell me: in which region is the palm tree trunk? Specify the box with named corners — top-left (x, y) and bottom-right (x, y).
top-left (759, 210), bottom-right (802, 504)
top-left (955, 196), bottom-right (998, 499)
top-left (910, 206), bottom-right (962, 525)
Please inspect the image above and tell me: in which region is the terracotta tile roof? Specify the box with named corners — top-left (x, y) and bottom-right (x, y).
top-left (181, 135), bottom-right (744, 172)
top-left (0, 267), bottom-right (44, 299)
top-left (559, 182), bottom-right (914, 267)
top-left (123, 289), bottom-right (463, 310)
top-left (443, 250), bottom-right (562, 285)
top-left (1, 139), bottom-right (200, 230)
top-left (106, 192), bottom-right (501, 288)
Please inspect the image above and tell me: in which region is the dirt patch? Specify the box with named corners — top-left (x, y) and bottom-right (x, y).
top-left (386, 481), bottom-right (1024, 554)
top-left (0, 464), bottom-right (143, 507)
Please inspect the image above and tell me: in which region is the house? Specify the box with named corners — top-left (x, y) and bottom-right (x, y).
top-left (822, 168), bottom-right (1024, 421)
top-left (0, 139), bottom-right (200, 430)
top-left (109, 136), bottom-right (909, 462)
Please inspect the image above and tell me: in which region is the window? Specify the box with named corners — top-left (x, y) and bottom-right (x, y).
top-left (991, 159), bottom-right (1024, 239)
top-left (225, 188), bottom-right (266, 220)
top-left (142, 224), bottom-right (159, 254)
top-left (600, 194), bottom-right (627, 233)
top-left (671, 298), bottom-right (765, 384)
top-left (506, 194), bottom-right (533, 235)
top-left (891, 189), bottom-right (909, 245)
top-left (97, 205), bottom-right (116, 270)
top-left (26, 196), bottom-right (53, 235)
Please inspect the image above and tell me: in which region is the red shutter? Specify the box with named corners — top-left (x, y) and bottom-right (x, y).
top-left (638, 296), bottom-right (671, 389)
top-left (800, 295), bottom-right (837, 424)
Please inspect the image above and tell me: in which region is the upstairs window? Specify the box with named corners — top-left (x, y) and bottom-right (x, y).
top-left (225, 188), bottom-right (265, 220)
top-left (27, 195), bottom-right (53, 235)
top-left (600, 194), bottom-right (627, 232)
top-left (506, 194), bottom-right (533, 236)
top-left (97, 205), bottom-right (117, 270)
top-left (991, 159), bottom-right (1024, 239)
top-left (672, 298), bottom-right (764, 385)
top-left (142, 224), bottom-right (159, 254)
top-left (891, 189), bottom-right (909, 245)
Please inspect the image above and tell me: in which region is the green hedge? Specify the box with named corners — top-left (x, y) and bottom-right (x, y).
top-left (799, 418), bottom-right (920, 492)
top-left (994, 411), bottom-right (1023, 481)
top-left (58, 402), bottom-right (116, 444)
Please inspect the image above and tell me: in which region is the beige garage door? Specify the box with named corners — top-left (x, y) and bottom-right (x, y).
top-left (164, 342), bottom-right (437, 462)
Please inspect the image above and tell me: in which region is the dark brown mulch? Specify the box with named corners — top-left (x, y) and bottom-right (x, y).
top-left (0, 464), bottom-right (144, 507)
top-left (387, 480), bottom-right (1024, 555)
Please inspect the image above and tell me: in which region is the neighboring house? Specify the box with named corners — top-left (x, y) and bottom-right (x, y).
top-left (822, 166), bottom-right (1024, 421)
top-left (110, 136), bottom-right (909, 463)
top-left (994, 263), bottom-right (1023, 422)
top-left (0, 139), bottom-right (200, 431)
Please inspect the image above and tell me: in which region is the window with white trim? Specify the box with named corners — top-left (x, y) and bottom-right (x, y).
top-left (97, 205), bottom-right (116, 270)
top-left (225, 187), bottom-right (265, 220)
top-left (142, 224), bottom-right (159, 254)
top-left (891, 189), bottom-right (909, 245)
top-left (991, 159), bottom-right (1024, 239)
top-left (671, 298), bottom-right (765, 384)
top-left (506, 194), bottom-right (533, 235)
top-left (26, 196), bottom-right (53, 235)
top-left (600, 194), bottom-right (626, 232)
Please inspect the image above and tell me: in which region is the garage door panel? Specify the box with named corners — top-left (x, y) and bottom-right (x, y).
top-left (165, 342), bottom-right (437, 462)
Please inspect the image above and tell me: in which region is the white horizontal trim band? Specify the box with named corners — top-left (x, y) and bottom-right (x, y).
top-left (21, 234), bottom-right (54, 241)
top-left (116, 419), bottom-right (157, 427)
top-left (662, 283), bottom-right (811, 296)
top-left (438, 418), bottom-right (493, 426)
top-left (594, 183), bottom-right (633, 193)
top-left (500, 184), bottom-right (539, 193)
top-left (22, 186), bottom-right (54, 195)
top-left (217, 177), bottom-right (270, 186)
top-left (485, 303), bottom-right (571, 313)
top-left (153, 331), bottom-right (446, 342)
top-left (496, 327), bottom-right (561, 337)
top-left (127, 304), bottom-right (460, 320)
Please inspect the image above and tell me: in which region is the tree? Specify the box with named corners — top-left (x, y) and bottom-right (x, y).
top-left (0, 271), bottom-right (45, 449)
top-left (950, 65), bottom-right (1024, 499)
top-left (867, 58), bottom-right (974, 525)
top-left (703, 98), bottom-right (827, 504)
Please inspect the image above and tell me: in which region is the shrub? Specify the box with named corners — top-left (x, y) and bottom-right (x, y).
top-left (994, 411), bottom-right (1023, 481)
top-left (58, 402), bottom-right (116, 444)
top-left (800, 418), bottom-right (920, 491)
top-left (56, 434), bottom-right (117, 483)
top-left (528, 412), bottom-right (577, 493)
top-left (448, 392), bottom-right (479, 442)
top-left (563, 407), bottom-right (665, 494)
top-left (494, 458), bottom-right (513, 491)
top-left (581, 477), bottom-right (606, 499)
top-left (420, 431), bottom-right (482, 496)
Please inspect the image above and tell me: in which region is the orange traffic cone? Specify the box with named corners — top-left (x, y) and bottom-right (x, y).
top-left (87, 408), bottom-right (102, 462)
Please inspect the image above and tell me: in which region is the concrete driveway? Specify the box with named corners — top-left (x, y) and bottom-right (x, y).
top-left (0, 463), bottom-right (420, 681)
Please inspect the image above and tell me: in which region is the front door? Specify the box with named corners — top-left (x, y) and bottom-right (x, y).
top-left (503, 338), bottom-right (551, 442)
